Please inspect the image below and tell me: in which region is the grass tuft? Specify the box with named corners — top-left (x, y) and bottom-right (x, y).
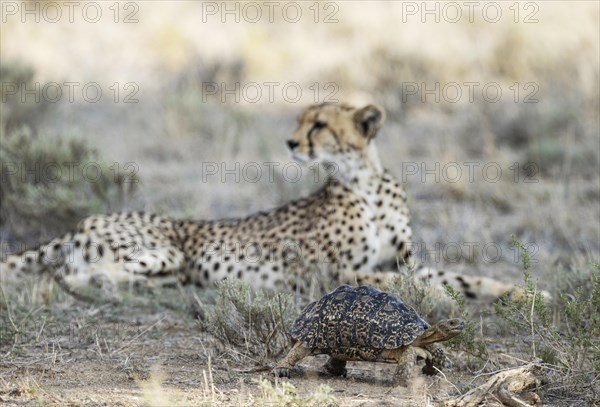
top-left (201, 280), bottom-right (295, 364)
top-left (255, 378), bottom-right (337, 407)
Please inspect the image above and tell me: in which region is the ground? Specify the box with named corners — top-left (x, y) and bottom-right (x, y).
top-left (1, 2), bottom-right (598, 406)
top-left (2, 276), bottom-right (596, 407)
top-left (0, 286), bottom-right (498, 407)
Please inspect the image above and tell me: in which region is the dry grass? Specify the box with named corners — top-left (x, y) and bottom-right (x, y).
top-left (0, 2), bottom-right (598, 405)
top-left (494, 244), bottom-right (600, 405)
top-left (200, 279), bottom-right (295, 365)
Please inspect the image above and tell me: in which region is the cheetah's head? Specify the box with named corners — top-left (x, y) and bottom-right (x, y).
top-left (286, 103), bottom-right (385, 167)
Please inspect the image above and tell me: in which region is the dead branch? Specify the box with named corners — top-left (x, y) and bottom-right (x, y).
top-left (444, 364), bottom-right (541, 407)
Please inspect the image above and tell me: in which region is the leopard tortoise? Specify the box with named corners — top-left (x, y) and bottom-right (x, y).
top-left (273, 285), bottom-right (464, 381)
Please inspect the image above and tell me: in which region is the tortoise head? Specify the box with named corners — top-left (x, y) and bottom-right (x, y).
top-left (416, 318), bottom-right (464, 345)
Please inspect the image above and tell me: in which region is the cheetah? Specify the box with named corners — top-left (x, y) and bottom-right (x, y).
top-left (1, 103), bottom-right (526, 301)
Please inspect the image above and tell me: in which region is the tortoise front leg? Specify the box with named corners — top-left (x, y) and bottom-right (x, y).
top-left (422, 344), bottom-right (445, 375)
top-left (273, 342), bottom-right (312, 378)
top-left (393, 347), bottom-right (416, 384)
top-left (392, 346), bottom-right (432, 385)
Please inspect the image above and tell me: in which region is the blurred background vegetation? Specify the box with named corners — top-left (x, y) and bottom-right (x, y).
top-left (1, 1), bottom-right (598, 289)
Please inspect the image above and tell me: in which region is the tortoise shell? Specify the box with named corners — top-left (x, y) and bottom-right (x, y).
top-left (290, 285), bottom-right (430, 350)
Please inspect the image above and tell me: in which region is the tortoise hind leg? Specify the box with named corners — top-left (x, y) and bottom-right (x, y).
top-left (273, 342), bottom-right (312, 378)
top-left (323, 357), bottom-right (347, 377)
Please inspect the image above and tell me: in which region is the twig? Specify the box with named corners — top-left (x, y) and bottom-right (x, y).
top-left (29, 375), bottom-right (65, 404)
top-left (432, 365), bottom-right (462, 395)
top-left (1, 354), bottom-right (70, 367)
top-left (236, 365), bottom-right (273, 373)
top-left (443, 363), bottom-right (541, 407)
top-left (531, 285), bottom-right (537, 358)
top-left (111, 316), bottom-right (166, 354)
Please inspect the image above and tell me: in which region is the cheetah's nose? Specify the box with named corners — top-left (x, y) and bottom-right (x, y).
top-left (287, 140), bottom-right (299, 150)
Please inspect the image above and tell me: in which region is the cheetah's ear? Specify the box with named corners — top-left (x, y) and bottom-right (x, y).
top-left (354, 104), bottom-right (385, 139)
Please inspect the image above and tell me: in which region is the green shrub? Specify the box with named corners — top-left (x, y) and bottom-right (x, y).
top-left (443, 284), bottom-right (489, 363)
top-left (495, 236), bottom-right (600, 403)
top-left (386, 266), bottom-right (489, 366)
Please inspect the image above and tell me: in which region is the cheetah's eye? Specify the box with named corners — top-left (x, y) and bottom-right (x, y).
top-left (309, 121), bottom-right (327, 136)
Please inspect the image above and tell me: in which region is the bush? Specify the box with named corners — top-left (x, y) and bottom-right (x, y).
top-left (0, 61), bottom-right (47, 133)
top-left (0, 127), bottom-right (139, 242)
top-left (384, 266), bottom-right (450, 321)
top-left (443, 285), bottom-right (489, 363)
top-left (495, 236), bottom-right (600, 404)
top-left (0, 61), bottom-right (138, 242)
top-left (386, 266), bottom-right (489, 367)
top-left (201, 280), bottom-right (295, 364)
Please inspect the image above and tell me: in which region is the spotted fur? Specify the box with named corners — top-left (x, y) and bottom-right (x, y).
top-left (2, 103), bottom-right (529, 301)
